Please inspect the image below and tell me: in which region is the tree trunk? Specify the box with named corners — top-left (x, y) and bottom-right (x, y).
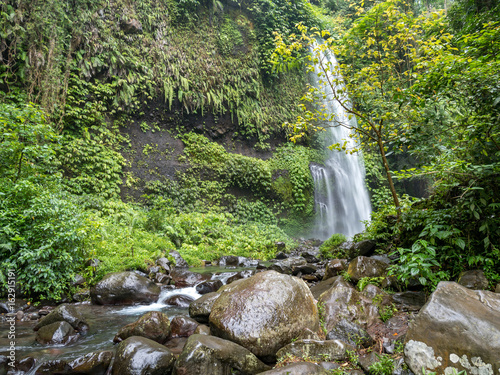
top-left (377, 136), bottom-right (401, 219)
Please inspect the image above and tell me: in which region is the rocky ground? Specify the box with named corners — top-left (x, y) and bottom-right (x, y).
top-left (1, 240), bottom-right (499, 375)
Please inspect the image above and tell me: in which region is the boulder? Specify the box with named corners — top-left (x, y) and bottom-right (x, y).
top-left (323, 259), bottom-right (348, 280)
top-left (112, 336), bottom-right (176, 375)
top-left (226, 270), bottom-right (256, 284)
top-left (293, 264), bottom-right (318, 275)
top-left (496, 283), bottom-right (500, 293)
top-left (196, 279), bottom-right (223, 294)
top-left (268, 257), bottom-right (307, 274)
top-left (318, 277), bottom-right (380, 332)
top-left (174, 334), bottom-right (270, 375)
top-left (310, 276), bottom-right (342, 299)
top-left (276, 339), bottom-right (353, 362)
top-left (301, 250), bottom-right (320, 263)
top-left (352, 240), bottom-right (376, 257)
top-left (169, 250), bottom-right (189, 268)
top-left (256, 362), bottom-right (330, 374)
top-left (67, 351), bottom-right (113, 375)
top-left (113, 311), bottom-right (171, 344)
top-left (34, 304), bottom-right (89, 332)
top-left (35, 321), bottom-right (79, 345)
top-left (170, 269), bottom-right (210, 288)
top-left (404, 281), bottom-right (500, 374)
top-left (457, 269), bottom-right (489, 290)
top-left (326, 318), bottom-right (374, 348)
top-left (34, 360), bottom-right (71, 374)
top-left (347, 256), bottom-right (388, 283)
top-left (189, 292), bottom-right (220, 323)
top-left (170, 316), bottom-right (199, 338)
top-left (90, 272), bottom-right (160, 305)
top-left (156, 257), bottom-right (171, 273)
top-left (194, 324), bottom-right (211, 335)
top-left (392, 291), bottom-right (427, 311)
top-left (209, 271), bottom-right (319, 360)
top-left (165, 294), bottom-right (194, 307)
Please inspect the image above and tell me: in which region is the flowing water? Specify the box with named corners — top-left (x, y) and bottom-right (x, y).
top-left (309, 44), bottom-right (372, 240)
top-left (0, 266), bottom-right (248, 369)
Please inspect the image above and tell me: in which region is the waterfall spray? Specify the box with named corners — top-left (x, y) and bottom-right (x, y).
top-left (310, 44), bottom-right (372, 239)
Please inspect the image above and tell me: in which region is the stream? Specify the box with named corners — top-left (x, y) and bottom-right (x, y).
top-left (0, 266), bottom-right (248, 364)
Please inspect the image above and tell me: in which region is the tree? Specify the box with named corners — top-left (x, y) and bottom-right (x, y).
top-left (271, 0), bottom-right (450, 217)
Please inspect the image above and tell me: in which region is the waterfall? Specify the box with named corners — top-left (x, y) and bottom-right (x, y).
top-left (309, 44), bottom-right (372, 240)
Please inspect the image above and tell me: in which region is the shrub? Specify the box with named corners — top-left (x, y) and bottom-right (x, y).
top-left (319, 233), bottom-right (347, 258)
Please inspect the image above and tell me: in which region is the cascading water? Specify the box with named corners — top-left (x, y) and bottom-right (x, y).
top-left (310, 44), bottom-right (372, 240)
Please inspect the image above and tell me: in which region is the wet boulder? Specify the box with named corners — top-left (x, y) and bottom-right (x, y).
top-left (169, 250), bottom-right (189, 268)
top-left (310, 276), bottom-right (342, 299)
top-left (268, 256), bottom-right (307, 274)
top-left (457, 269), bottom-right (489, 290)
top-left (326, 318), bottom-right (374, 348)
top-left (404, 281), bottom-right (500, 374)
top-left (170, 316), bottom-right (199, 338)
top-left (90, 272), bottom-right (160, 305)
top-left (189, 292), bottom-right (220, 323)
top-left (112, 336), bottom-right (176, 375)
top-left (174, 334), bottom-right (270, 375)
top-left (35, 321), bottom-right (79, 345)
top-left (196, 279), bottom-right (223, 294)
top-left (34, 359), bottom-right (71, 374)
top-left (68, 351), bottom-right (113, 375)
top-left (219, 255), bottom-right (258, 267)
top-left (165, 294), bottom-right (194, 307)
top-left (347, 256), bottom-right (388, 283)
top-left (352, 240), bottom-right (376, 258)
top-left (34, 304), bottom-right (89, 332)
top-left (392, 291), bottom-right (427, 311)
top-left (113, 311), bottom-right (171, 344)
top-left (257, 362), bottom-right (330, 374)
top-left (226, 270), bottom-right (256, 284)
top-left (318, 277), bottom-right (380, 332)
top-left (156, 257), bottom-right (171, 273)
top-left (323, 259), bottom-right (348, 280)
top-left (276, 339), bottom-right (354, 362)
top-left (170, 269), bottom-right (211, 288)
top-left (209, 270), bottom-right (319, 360)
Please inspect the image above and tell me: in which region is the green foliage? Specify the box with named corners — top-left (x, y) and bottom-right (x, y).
top-left (379, 303), bottom-right (398, 322)
top-left (357, 276), bottom-right (383, 291)
top-left (58, 132), bottom-right (125, 198)
top-left (369, 354), bottom-right (394, 375)
top-left (0, 181), bottom-right (94, 301)
top-left (389, 239), bottom-right (450, 290)
top-left (319, 233), bottom-right (347, 258)
top-left (0, 103), bottom-right (60, 182)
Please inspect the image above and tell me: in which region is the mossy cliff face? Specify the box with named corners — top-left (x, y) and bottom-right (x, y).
top-left (1, 0), bottom-right (321, 231)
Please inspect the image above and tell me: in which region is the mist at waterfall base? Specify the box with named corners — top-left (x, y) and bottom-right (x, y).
top-left (309, 45), bottom-right (372, 240)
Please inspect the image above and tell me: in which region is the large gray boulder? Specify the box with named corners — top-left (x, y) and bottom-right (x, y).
top-left (404, 281), bottom-right (500, 374)
top-left (35, 321), bottom-right (79, 345)
top-left (112, 336), bottom-right (176, 375)
top-left (189, 292), bottom-right (220, 323)
top-left (457, 269), bottom-right (489, 290)
top-left (209, 271), bottom-right (319, 360)
top-left (113, 311), bottom-right (171, 343)
top-left (91, 272), bottom-right (160, 305)
top-left (347, 256), bottom-right (388, 283)
top-left (67, 351), bottom-right (113, 375)
top-left (318, 277), bottom-right (380, 332)
top-left (173, 334), bottom-right (270, 374)
top-left (34, 304), bottom-right (89, 332)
